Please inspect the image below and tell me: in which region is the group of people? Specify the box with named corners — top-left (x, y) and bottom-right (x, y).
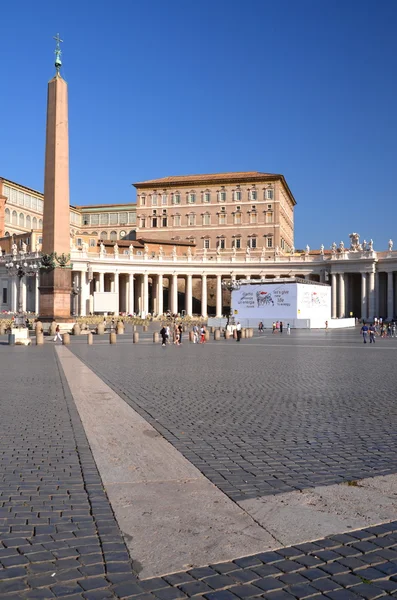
top-left (159, 323), bottom-right (207, 346)
top-left (361, 321), bottom-right (397, 343)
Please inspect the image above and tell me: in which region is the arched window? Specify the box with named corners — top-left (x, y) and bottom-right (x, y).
top-left (110, 230), bottom-right (117, 241)
top-left (12, 211), bottom-right (17, 225)
top-left (5, 208), bottom-right (10, 223)
top-left (32, 217), bottom-right (37, 229)
top-left (19, 213), bottom-right (25, 227)
top-left (91, 231), bottom-right (98, 236)
top-left (38, 219), bottom-right (43, 229)
top-left (100, 231), bottom-right (108, 240)
top-left (26, 215), bottom-right (31, 229)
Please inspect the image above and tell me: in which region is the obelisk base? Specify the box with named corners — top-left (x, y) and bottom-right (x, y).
top-left (39, 268), bottom-right (73, 321)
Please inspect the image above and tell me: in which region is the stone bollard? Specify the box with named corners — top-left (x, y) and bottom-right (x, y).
top-left (251, 328), bottom-right (254, 337)
top-left (133, 332), bottom-right (139, 343)
top-left (133, 325), bottom-right (137, 331)
top-left (210, 326), bottom-right (215, 333)
top-left (36, 331), bottom-right (44, 345)
top-left (87, 332), bottom-right (93, 345)
top-left (0, 324), bottom-right (6, 335)
top-left (109, 332), bottom-right (117, 344)
top-left (143, 325), bottom-right (148, 332)
top-left (62, 333), bottom-right (70, 345)
top-left (49, 322), bottom-right (57, 336)
top-left (225, 329), bottom-right (230, 339)
top-left (153, 332), bottom-right (159, 343)
top-left (189, 331), bottom-right (194, 343)
top-left (241, 329), bottom-right (246, 339)
top-left (205, 330), bottom-right (210, 342)
top-left (233, 329), bottom-right (237, 339)
top-left (72, 324), bottom-right (80, 336)
top-left (96, 323), bottom-right (105, 335)
top-left (214, 329), bottom-right (221, 341)
top-left (116, 322), bottom-right (124, 335)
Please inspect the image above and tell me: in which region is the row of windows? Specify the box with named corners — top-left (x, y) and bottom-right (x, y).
top-left (203, 237), bottom-right (274, 250)
top-left (141, 188), bottom-right (274, 206)
top-left (3, 186), bottom-right (44, 213)
top-left (4, 209), bottom-right (43, 229)
top-left (140, 211), bottom-right (274, 228)
top-left (82, 212), bottom-right (136, 226)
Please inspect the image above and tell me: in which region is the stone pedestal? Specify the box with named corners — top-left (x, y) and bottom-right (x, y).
top-left (39, 268), bottom-right (72, 321)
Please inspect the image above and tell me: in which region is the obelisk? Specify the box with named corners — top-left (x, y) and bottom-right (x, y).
top-left (39, 34), bottom-right (72, 320)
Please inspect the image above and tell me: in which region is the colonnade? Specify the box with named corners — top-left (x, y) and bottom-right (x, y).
top-left (331, 270), bottom-right (396, 321)
top-left (73, 270), bottom-right (226, 318)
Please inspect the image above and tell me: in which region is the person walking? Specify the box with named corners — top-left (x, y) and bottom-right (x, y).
top-left (160, 325), bottom-right (167, 347)
top-left (280, 321), bottom-right (283, 334)
top-left (325, 320), bottom-right (328, 332)
top-left (287, 323), bottom-right (291, 335)
top-left (193, 324), bottom-right (199, 343)
top-left (178, 323), bottom-right (183, 344)
top-left (272, 322), bottom-right (276, 334)
top-left (369, 323), bottom-right (376, 344)
top-left (275, 321), bottom-right (280, 333)
top-left (236, 321), bottom-right (242, 342)
top-left (53, 324), bottom-right (62, 343)
top-left (165, 325), bottom-right (170, 344)
top-left (258, 321), bottom-right (264, 333)
top-left (200, 325), bottom-right (206, 344)
top-left (361, 322), bottom-right (369, 344)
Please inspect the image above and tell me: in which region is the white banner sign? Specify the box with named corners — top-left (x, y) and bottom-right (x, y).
top-left (232, 283), bottom-right (297, 319)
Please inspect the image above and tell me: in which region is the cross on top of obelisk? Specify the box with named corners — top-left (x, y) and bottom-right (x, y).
top-left (53, 33), bottom-right (63, 75)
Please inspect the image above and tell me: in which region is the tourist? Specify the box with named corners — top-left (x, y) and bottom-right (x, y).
top-left (53, 324), bottom-right (62, 343)
top-left (200, 325), bottom-right (206, 343)
top-left (287, 323), bottom-right (291, 335)
top-left (174, 329), bottom-right (180, 345)
top-left (258, 321), bottom-right (264, 333)
top-left (193, 324), bottom-right (199, 343)
top-left (272, 322), bottom-right (276, 334)
top-left (236, 321), bottom-right (242, 342)
top-left (276, 321), bottom-right (280, 333)
top-left (387, 323), bottom-right (392, 337)
top-left (280, 321), bottom-right (283, 334)
top-left (392, 322), bottom-right (396, 338)
top-left (325, 320), bottom-right (328, 332)
top-left (369, 323), bottom-right (376, 344)
top-left (178, 323), bottom-right (183, 344)
top-left (165, 325), bottom-right (170, 343)
top-left (160, 324), bottom-right (167, 347)
top-left (361, 322), bottom-right (368, 343)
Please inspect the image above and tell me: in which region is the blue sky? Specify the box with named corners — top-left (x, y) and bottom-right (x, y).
top-left (1, 0), bottom-right (396, 249)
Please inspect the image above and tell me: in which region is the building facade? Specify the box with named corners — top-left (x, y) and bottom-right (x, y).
top-left (133, 172), bottom-right (295, 255)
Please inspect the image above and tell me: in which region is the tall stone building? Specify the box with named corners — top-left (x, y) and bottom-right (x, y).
top-left (133, 172), bottom-right (296, 254)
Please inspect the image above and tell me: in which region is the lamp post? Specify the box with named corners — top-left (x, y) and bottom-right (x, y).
top-left (5, 251), bottom-right (40, 324)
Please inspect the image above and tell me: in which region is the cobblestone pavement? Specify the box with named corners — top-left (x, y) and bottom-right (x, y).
top-left (70, 329), bottom-right (397, 502)
top-left (3, 333), bottom-right (397, 598)
top-left (0, 345), bottom-right (147, 599)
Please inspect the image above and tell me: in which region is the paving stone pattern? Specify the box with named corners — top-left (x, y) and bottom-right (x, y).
top-left (0, 345), bottom-right (148, 599)
top-left (71, 330), bottom-right (397, 501)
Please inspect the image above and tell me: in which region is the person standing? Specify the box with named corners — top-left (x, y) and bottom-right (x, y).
top-left (200, 325), bottom-right (206, 344)
top-left (193, 324), bottom-right (199, 343)
top-left (53, 324), bottom-right (62, 343)
top-left (280, 321), bottom-right (283, 334)
top-left (236, 321), bottom-right (242, 342)
top-left (361, 322), bottom-right (369, 344)
top-left (325, 320), bottom-right (328, 332)
top-left (160, 325), bottom-right (167, 347)
top-left (287, 323), bottom-right (291, 335)
top-left (272, 322), bottom-right (276, 334)
top-left (369, 323), bottom-right (376, 344)
top-left (165, 325), bottom-right (170, 344)
top-left (275, 321), bottom-right (280, 333)
top-left (178, 323), bottom-right (183, 344)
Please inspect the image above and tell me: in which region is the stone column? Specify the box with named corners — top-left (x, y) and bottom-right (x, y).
top-left (95, 275), bottom-right (100, 292)
top-left (375, 271), bottom-right (380, 317)
top-left (387, 271), bottom-right (394, 321)
top-left (331, 273), bottom-right (337, 319)
top-left (361, 273), bottom-right (367, 321)
top-left (80, 271), bottom-right (89, 317)
top-left (338, 273), bottom-right (345, 318)
top-left (157, 274), bottom-right (163, 316)
top-left (99, 272), bottom-right (105, 292)
top-left (114, 272), bottom-right (119, 294)
top-left (143, 273), bottom-right (149, 315)
top-left (35, 274), bottom-right (40, 314)
top-left (201, 274), bottom-right (208, 318)
top-left (171, 274), bottom-right (178, 314)
top-left (368, 271), bottom-right (375, 320)
top-left (216, 274), bottom-right (222, 318)
top-left (185, 274), bottom-right (193, 317)
top-left (128, 274), bottom-right (134, 315)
